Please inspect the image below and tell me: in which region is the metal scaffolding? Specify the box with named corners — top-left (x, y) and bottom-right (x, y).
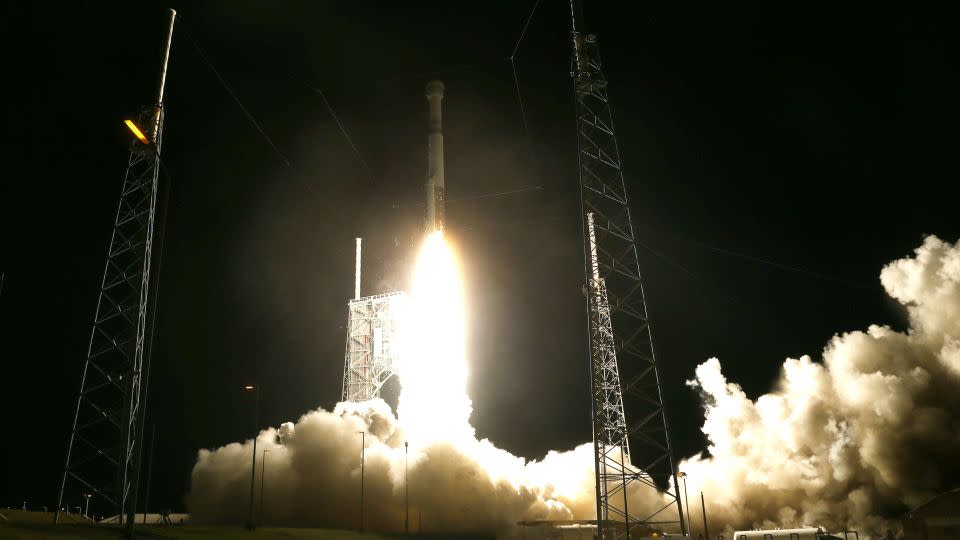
top-left (57, 10), bottom-right (175, 529)
top-left (342, 292), bottom-right (406, 402)
top-left (570, 3), bottom-right (685, 538)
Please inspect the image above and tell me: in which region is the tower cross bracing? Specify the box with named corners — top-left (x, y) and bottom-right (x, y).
top-left (342, 291), bottom-right (406, 402)
top-left (570, 11), bottom-right (686, 538)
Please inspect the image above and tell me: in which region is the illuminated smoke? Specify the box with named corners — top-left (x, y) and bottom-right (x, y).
top-left (187, 235), bottom-right (960, 537)
top-left (677, 236), bottom-right (960, 537)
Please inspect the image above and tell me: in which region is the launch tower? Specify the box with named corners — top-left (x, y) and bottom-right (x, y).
top-left (341, 239), bottom-right (406, 402)
top-left (569, 2), bottom-right (686, 538)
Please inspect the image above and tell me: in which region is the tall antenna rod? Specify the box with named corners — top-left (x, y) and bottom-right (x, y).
top-left (355, 238), bottom-right (362, 300)
top-left (568, 1), bottom-right (686, 538)
top-left (57, 9), bottom-right (176, 533)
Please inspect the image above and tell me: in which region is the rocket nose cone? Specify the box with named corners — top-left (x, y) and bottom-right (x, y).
top-left (425, 80), bottom-right (445, 99)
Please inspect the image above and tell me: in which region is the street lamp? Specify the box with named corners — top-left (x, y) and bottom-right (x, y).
top-left (260, 448), bottom-right (270, 526)
top-left (244, 384), bottom-right (259, 531)
top-left (678, 472), bottom-right (693, 538)
top-left (404, 441), bottom-right (409, 534)
top-left (83, 493), bottom-right (92, 518)
top-left (357, 431), bottom-right (366, 532)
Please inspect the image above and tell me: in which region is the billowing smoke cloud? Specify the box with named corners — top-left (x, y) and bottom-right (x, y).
top-left (679, 236), bottom-right (960, 536)
top-left (186, 399), bottom-right (598, 534)
top-left (187, 236), bottom-right (960, 537)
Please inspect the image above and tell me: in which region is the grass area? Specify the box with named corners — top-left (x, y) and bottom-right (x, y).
top-left (0, 513), bottom-right (487, 540)
top-left (156, 527), bottom-right (401, 539)
top-left (0, 522), bottom-right (403, 539)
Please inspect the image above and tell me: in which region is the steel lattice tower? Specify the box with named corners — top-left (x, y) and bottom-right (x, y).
top-left (569, 3), bottom-right (686, 538)
top-left (342, 292), bottom-right (406, 402)
top-left (56, 10), bottom-right (175, 529)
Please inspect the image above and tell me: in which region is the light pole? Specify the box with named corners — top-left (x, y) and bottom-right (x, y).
top-left (83, 493), bottom-right (91, 518)
top-left (357, 431), bottom-right (365, 532)
top-left (245, 385), bottom-right (259, 531)
top-left (404, 441), bottom-right (409, 534)
top-left (678, 472), bottom-right (693, 538)
top-left (700, 491), bottom-right (710, 540)
top-left (260, 449), bottom-right (270, 526)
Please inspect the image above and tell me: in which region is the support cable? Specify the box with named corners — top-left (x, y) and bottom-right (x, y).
top-left (174, 15), bottom-right (293, 168)
top-left (636, 225), bottom-right (870, 289)
top-left (508, 0), bottom-right (541, 137)
top-left (309, 87), bottom-right (378, 183)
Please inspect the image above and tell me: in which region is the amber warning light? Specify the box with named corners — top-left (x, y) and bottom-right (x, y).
top-left (124, 119), bottom-right (149, 144)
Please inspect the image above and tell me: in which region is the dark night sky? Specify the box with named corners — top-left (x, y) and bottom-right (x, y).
top-left (2, 1), bottom-right (958, 514)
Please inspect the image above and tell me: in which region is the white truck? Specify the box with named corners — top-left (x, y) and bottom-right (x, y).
top-left (733, 528), bottom-right (853, 540)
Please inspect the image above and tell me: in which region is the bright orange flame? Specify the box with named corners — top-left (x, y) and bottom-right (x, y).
top-left (124, 119), bottom-right (149, 144)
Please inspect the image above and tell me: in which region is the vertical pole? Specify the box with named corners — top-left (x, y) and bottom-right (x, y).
top-left (620, 447), bottom-right (630, 540)
top-left (142, 426), bottom-right (156, 524)
top-left (260, 449), bottom-right (268, 526)
top-left (700, 492), bottom-right (709, 540)
top-left (155, 9), bottom-right (176, 107)
top-left (683, 476), bottom-right (693, 538)
top-left (247, 388), bottom-right (259, 530)
top-left (357, 431), bottom-right (366, 532)
top-left (584, 213), bottom-right (604, 538)
top-left (355, 238), bottom-right (362, 300)
top-left (405, 441), bottom-right (409, 534)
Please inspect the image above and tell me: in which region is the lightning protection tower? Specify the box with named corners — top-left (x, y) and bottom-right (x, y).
top-left (56, 9), bottom-right (176, 530)
top-left (568, 2), bottom-right (686, 538)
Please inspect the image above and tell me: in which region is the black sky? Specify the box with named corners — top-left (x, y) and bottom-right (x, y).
top-left (2, 1), bottom-right (958, 514)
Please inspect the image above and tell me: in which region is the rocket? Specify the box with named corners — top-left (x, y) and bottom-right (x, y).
top-left (425, 80), bottom-right (445, 232)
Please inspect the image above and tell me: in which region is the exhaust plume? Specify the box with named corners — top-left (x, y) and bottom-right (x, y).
top-left (187, 236), bottom-right (960, 537)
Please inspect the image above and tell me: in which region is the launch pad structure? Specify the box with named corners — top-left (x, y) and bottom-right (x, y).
top-left (341, 290), bottom-right (406, 402)
top-left (341, 239), bottom-right (406, 403)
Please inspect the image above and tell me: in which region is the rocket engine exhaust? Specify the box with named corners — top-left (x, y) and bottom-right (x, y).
top-left (425, 80), bottom-right (445, 232)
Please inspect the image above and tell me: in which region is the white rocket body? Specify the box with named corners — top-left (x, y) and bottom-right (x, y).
top-left (425, 80), bottom-right (445, 232)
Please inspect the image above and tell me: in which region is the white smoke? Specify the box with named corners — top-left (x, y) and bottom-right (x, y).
top-left (187, 236), bottom-right (960, 537)
top-left (186, 399), bottom-right (597, 533)
top-left (678, 236), bottom-right (960, 537)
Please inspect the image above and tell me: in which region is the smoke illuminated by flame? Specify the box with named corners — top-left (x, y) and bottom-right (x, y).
top-left (397, 230), bottom-right (475, 444)
top-left (187, 232), bottom-right (960, 536)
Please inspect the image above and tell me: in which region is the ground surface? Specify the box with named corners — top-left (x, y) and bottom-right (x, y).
top-left (1, 510), bottom-right (487, 540)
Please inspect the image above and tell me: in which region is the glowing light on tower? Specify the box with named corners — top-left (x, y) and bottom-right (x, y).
top-left (397, 230), bottom-right (474, 444)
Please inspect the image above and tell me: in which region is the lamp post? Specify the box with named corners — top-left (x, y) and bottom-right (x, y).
top-left (83, 493), bottom-right (91, 518)
top-left (244, 385), bottom-right (259, 531)
top-left (357, 431), bottom-right (366, 532)
top-left (404, 441), bottom-right (409, 534)
top-left (700, 492), bottom-right (710, 540)
top-left (357, 431), bottom-right (367, 532)
top-left (678, 472), bottom-right (693, 538)
top-left (260, 449), bottom-right (270, 526)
